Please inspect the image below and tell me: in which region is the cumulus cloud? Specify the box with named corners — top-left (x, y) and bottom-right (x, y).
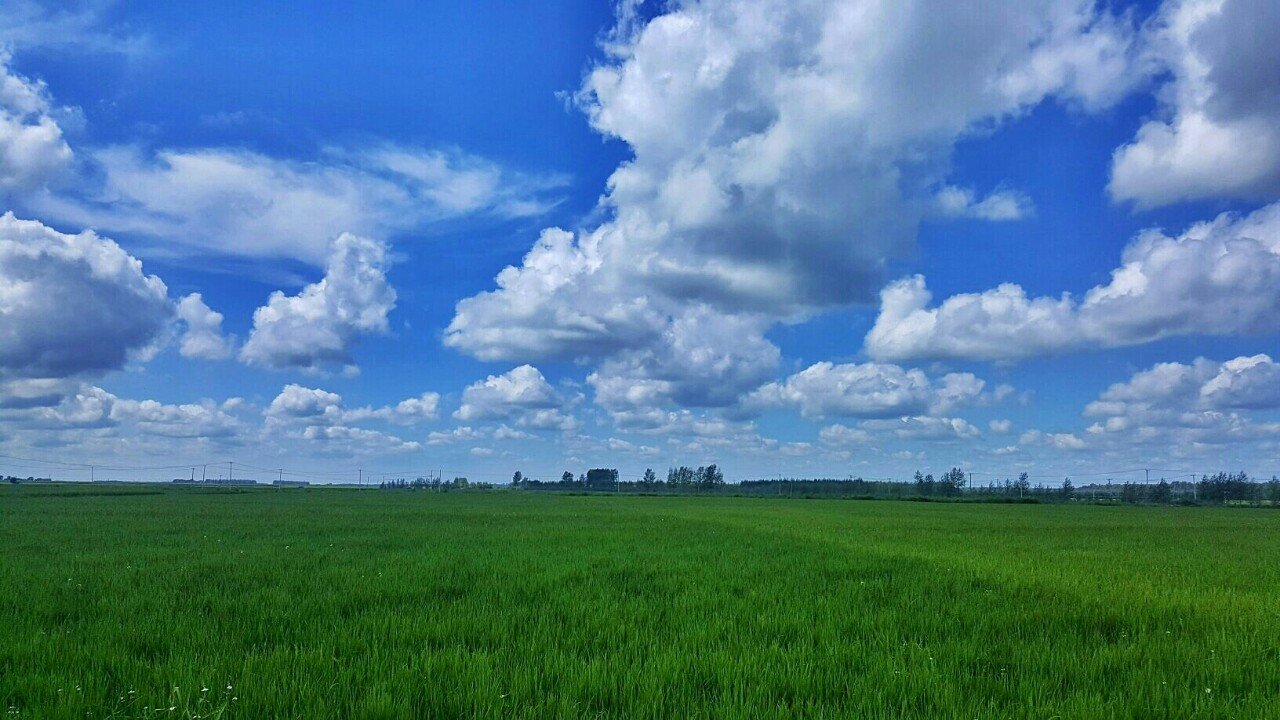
top-left (446, 0), bottom-right (1139, 399)
top-left (0, 212), bottom-right (172, 380)
top-left (0, 383), bottom-right (244, 440)
top-left (240, 233), bottom-right (395, 371)
top-left (109, 396), bottom-right (243, 439)
top-left (0, 377), bottom-right (74, 409)
top-left (1019, 429), bottom-right (1087, 450)
top-left (454, 365), bottom-right (577, 430)
top-left (861, 416), bottom-right (982, 441)
top-left (176, 293), bottom-right (233, 360)
top-left (1084, 355), bottom-right (1280, 441)
top-left (265, 385), bottom-right (344, 424)
top-left (866, 202), bottom-right (1280, 361)
top-left (427, 425), bottom-right (486, 446)
top-left (818, 423), bottom-right (871, 446)
top-left (587, 307), bottom-right (780, 414)
top-left (932, 185), bottom-right (1035, 221)
top-left (745, 362), bottom-right (988, 420)
top-left (0, 52), bottom-right (73, 192)
top-left (259, 383), bottom-right (436, 455)
top-left (1110, 0), bottom-right (1280, 207)
top-left (819, 414), bottom-right (981, 448)
top-left (298, 424), bottom-right (421, 454)
top-left (265, 384), bottom-right (439, 426)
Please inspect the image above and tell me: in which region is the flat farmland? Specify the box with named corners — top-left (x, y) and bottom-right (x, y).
top-left (2, 485), bottom-right (1278, 718)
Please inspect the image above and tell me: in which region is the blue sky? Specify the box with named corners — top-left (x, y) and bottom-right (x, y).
top-left (1, 0), bottom-right (1278, 485)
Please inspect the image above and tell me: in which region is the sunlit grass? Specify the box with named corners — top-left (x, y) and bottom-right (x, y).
top-left (3, 484), bottom-right (1278, 718)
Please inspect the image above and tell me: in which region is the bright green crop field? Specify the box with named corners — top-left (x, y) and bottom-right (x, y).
top-left (2, 484), bottom-right (1279, 718)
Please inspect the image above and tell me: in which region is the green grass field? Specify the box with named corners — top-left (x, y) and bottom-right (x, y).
top-left (3, 485), bottom-right (1279, 718)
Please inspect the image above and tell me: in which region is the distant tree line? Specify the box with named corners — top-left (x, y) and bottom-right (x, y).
top-left (379, 465), bottom-right (1280, 507)
top-left (513, 465), bottom-right (725, 492)
top-left (5, 475), bottom-right (52, 484)
top-left (912, 468), bottom-right (968, 496)
top-left (379, 476), bottom-right (491, 491)
top-left (1110, 472), bottom-right (1280, 505)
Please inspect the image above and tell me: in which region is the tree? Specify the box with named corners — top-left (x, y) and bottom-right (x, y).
top-left (913, 470), bottom-right (926, 494)
top-left (1015, 472), bottom-right (1031, 497)
top-left (561, 471), bottom-right (574, 484)
top-left (1120, 482), bottom-right (1142, 504)
top-left (1061, 478), bottom-right (1074, 500)
top-left (1150, 479), bottom-right (1172, 504)
top-left (697, 464), bottom-right (724, 488)
top-left (512, 471), bottom-right (524, 487)
top-left (586, 468), bottom-right (619, 490)
top-left (940, 468), bottom-right (966, 496)
top-left (643, 468), bottom-right (657, 485)
top-left (668, 466), bottom-right (696, 487)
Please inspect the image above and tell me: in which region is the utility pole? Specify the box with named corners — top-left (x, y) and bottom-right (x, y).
top-left (228, 461), bottom-right (234, 483)
top-left (1145, 468), bottom-right (1150, 485)
top-left (190, 467), bottom-right (195, 482)
top-left (202, 464), bottom-right (207, 482)
top-left (358, 468), bottom-right (363, 486)
top-left (278, 468), bottom-right (283, 484)
top-left (90, 465), bottom-right (95, 482)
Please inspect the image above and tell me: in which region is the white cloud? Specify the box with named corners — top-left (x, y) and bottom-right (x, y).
top-left (384, 392), bottom-right (440, 422)
top-left (29, 143), bottom-right (567, 265)
top-left (239, 233), bottom-right (395, 371)
top-left (587, 307), bottom-right (780, 414)
top-left (1019, 429), bottom-right (1087, 450)
top-left (446, 227), bottom-right (664, 362)
top-left (989, 419), bottom-right (1014, 434)
top-left (0, 377), bottom-right (74, 409)
top-left (299, 424), bottom-right (421, 454)
top-left (932, 185), bottom-right (1034, 221)
top-left (109, 396), bottom-right (243, 439)
top-left (265, 385), bottom-right (344, 424)
top-left (0, 1), bottom-right (152, 57)
top-left (0, 383), bottom-right (244, 441)
top-left (0, 33), bottom-right (564, 270)
top-left (492, 425), bottom-right (534, 441)
top-left (0, 213), bottom-right (172, 380)
top-left (818, 423), bottom-right (871, 446)
top-left (266, 384), bottom-right (440, 427)
top-left (454, 365), bottom-right (577, 431)
top-left (427, 425), bottom-right (485, 446)
top-left (1110, 0), bottom-right (1280, 207)
top-left (446, 0), bottom-right (1139, 399)
top-left (866, 202), bottom-right (1280, 361)
top-left (746, 362), bottom-right (989, 420)
top-left (1084, 355), bottom-right (1280, 443)
top-left (861, 416), bottom-right (982, 441)
top-left (0, 52), bottom-right (73, 192)
top-left (176, 293), bottom-right (233, 360)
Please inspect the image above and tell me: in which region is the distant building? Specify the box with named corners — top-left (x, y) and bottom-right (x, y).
top-left (272, 479), bottom-right (309, 488)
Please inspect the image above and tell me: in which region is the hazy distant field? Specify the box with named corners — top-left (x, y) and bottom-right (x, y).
top-left (3, 485), bottom-right (1279, 718)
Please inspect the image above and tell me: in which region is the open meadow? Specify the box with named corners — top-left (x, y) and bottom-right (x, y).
top-left (3, 484), bottom-right (1279, 718)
